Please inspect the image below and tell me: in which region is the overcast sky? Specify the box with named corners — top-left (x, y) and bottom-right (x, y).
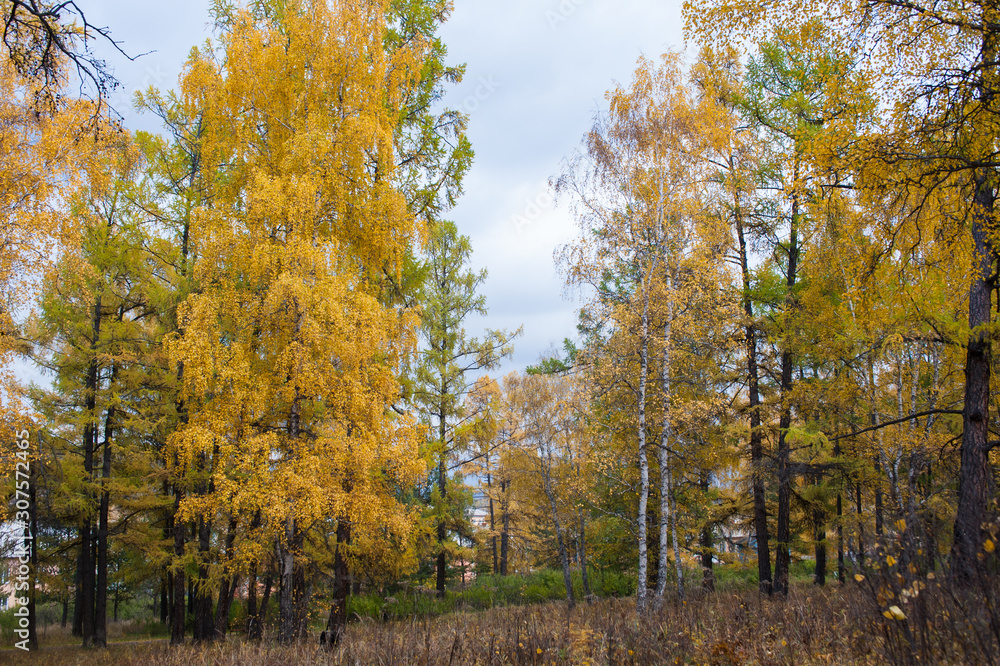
top-left (81, 0), bottom-right (688, 375)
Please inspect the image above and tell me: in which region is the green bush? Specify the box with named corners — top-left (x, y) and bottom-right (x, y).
top-left (0, 609), bottom-right (16, 645)
top-left (790, 559), bottom-right (816, 580)
top-left (591, 569), bottom-right (635, 597)
top-left (714, 564), bottom-right (759, 590)
top-left (347, 594), bottom-right (383, 621)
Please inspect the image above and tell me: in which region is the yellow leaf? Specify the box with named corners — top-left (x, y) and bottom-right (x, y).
top-left (884, 606), bottom-right (906, 621)
top-left (886, 556), bottom-right (897, 567)
top-left (854, 574), bottom-right (865, 582)
top-left (985, 539), bottom-right (995, 553)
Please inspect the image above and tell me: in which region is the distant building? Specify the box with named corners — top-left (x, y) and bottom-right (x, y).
top-left (469, 490), bottom-right (491, 530)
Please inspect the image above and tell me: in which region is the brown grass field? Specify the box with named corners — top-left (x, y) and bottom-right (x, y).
top-left (2, 580), bottom-right (997, 665)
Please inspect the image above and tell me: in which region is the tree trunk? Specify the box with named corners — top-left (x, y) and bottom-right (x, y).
top-left (578, 509), bottom-right (592, 598)
top-left (95, 382), bottom-right (116, 648)
top-left (214, 577), bottom-right (231, 638)
top-left (837, 491), bottom-right (845, 585)
top-left (813, 484), bottom-right (827, 587)
top-left (700, 472), bottom-right (715, 592)
top-left (735, 197), bottom-right (772, 595)
top-left (72, 548), bottom-right (83, 637)
top-left (325, 521), bottom-right (351, 647)
top-left (855, 483), bottom-right (866, 569)
top-left (249, 563), bottom-right (272, 641)
top-left (500, 480), bottom-right (510, 575)
top-left (656, 297), bottom-right (674, 601)
top-left (193, 519), bottom-right (214, 642)
top-left (246, 563), bottom-right (258, 639)
top-left (773, 189), bottom-right (799, 598)
top-left (952, 161), bottom-right (997, 581)
top-left (214, 516), bottom-right (239, 637)
top-left (160, 576), bottom-right (168, 625)
top-left (278, 522), bottom-right (297, 644)
top-left (170, 487), bottom-right (186, 646)
top-left (488, 472), bottom-right (497, 575)
top-left (636, 271), bottom-right (653, 612)
top-left (259, 570), bottom-right (273, 634)
top-left (79, 297), bottom-right (101, 647)
top-left (436, 409), bottom-right (448, 598)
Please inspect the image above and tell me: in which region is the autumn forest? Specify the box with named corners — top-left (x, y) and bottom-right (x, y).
top-left (1, 0), bottom-right (999, 663)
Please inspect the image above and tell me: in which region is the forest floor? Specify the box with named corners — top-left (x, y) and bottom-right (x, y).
top-left (1, 579), bottom-right (995, 664)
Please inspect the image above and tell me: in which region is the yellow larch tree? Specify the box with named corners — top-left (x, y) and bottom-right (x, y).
top-left (164, 0), bottom-right (426, 644)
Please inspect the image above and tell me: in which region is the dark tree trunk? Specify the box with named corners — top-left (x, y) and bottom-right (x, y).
top-left (436, 414), bottom-right (448, 597)
top-left (171, 352), bottom-right (189, 647)
top-left (736, 199), bottom-right (772, 595)
top-left (215, 578), bottom-right (231, 638)
top-left (578, 509), bottom-right (592, 598)
top-left (95, 387), bottom-right (116, 648)
top-left (488, 473), bottom-right (497, 575)
top-left (856, 483), bottom-right (866, 570)
top-left (246, 562), bottom-right (259, 639)
top-left (249, 562), bottom-right (273, 641)
top-left (80, 329), bottom-right (99, 645)
top-left (170, 488), bottom-right (186, 646)
top-left (160, 576), bottom-right (168, 625)
top-left (837, 492), bottom-right (845, 585)
top-left (215, 516), bottom-right (240, 638)
top-left (773, 190), bottom-right (799, 597)
top-left (324, 521), bottom-right (351, 647)
top-left (72, 544), bottom-right (83, 637)
top-left (699, 472), bottom-right (714, 592)
top-left (258, 570), bottom-right (273, 636)
top-left (952, 160), bottom-right (998, 581)
top-left (193, 515), bottom-right (214, 642)
top-left (500, 480), bottom-right (510, 576)
top-left (215, 574), bottom-right (239, 638)
top-left (278, 528), bottom-right (295, 644)
top-left (292, 561), bottom-right (309, 638)
top-left (80, 486), bottom-right (94, 647)
top-left (193, 434), bottom-right (218, 644)
top-left (700, 526), bottom-right (715, 592)
top-left (814, 490), bottom-right (827, 587)
top-left (555, 526), bottom-right (575, 608)
top-left (774, 351), bottom-right (794, 597)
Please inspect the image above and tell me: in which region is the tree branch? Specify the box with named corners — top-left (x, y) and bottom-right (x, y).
top-left (829, 408), bottom-right (963, 442)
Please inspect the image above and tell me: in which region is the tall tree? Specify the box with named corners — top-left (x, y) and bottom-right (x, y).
top-left (413, 220), bottom-right (518, 597)
top-left (167, 0), bottom-right (427, 644)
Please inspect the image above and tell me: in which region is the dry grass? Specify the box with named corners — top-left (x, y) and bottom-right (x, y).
top-left (3, 578), bottom-right (997, 664)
